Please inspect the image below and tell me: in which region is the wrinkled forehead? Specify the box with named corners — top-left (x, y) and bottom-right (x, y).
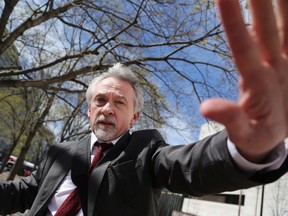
top-left (94, 77), bottom-right (136, 99)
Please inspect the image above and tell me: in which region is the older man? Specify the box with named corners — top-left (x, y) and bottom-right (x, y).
top-left (1, 0), bottom-right (288, 216)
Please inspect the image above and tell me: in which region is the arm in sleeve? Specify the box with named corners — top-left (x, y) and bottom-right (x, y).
top-left (0, 172), bottom-right (39, 214)
top-left (227, 139), bottom-right (288, 174)
top-left (151, 130), bottom-right (288, 197)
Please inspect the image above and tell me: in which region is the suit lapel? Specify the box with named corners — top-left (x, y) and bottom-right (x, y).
top-left (71, 136), bottom-right (91, 215)
top-left (33, 144), bottom-right (74, 215)
top-left (87, 132), bottom-right (131, 216)
top-left (71, 136), bottom-right (90, 184)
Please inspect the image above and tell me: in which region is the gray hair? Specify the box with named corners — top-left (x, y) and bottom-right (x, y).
top-left (86, 63), bottom-right (144, 112)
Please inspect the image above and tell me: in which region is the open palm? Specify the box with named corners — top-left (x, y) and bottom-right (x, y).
top-left (200, 0), bottom-right (288, 162)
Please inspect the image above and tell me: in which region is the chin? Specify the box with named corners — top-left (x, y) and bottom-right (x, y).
top-left (94, 129), bottom-right (116, 141)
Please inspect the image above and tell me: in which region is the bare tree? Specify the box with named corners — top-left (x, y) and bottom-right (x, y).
top-left (266, 175), bottom-right (288, 216)
top-left (0, 88), bottom-right (40, 173)
top-left (7, 89), bottom-right (57, 180)
top-left (0, 0), bottom-right (239, 145)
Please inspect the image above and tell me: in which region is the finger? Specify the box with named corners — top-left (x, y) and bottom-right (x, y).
top-left (200, 98), bottom-right (250, 138)
top-left (249, 0), bottom-right (281, 63)
top-left (277, 0), bottom-right (288, 54)
top-left (216, 0), bottom-right (262, 78)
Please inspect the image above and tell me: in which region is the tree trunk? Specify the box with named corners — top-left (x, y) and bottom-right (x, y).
top-left (0, 139), bottom-right (18, 173)
top-left (6, 145), bottom-right (29, 180)
top-left (7, 92), bottom-right (56, 180)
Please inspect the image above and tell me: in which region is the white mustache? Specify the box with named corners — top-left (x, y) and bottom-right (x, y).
top-left (95, 115), bottom-right (116, 125)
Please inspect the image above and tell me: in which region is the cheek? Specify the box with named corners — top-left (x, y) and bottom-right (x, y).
top-left (89, 114), bottom-right (95, 127)
top-left (124, 113), bottom-right (135, 126)
top-left (89, 108), bottom-right (99, 122)
top-left (115, 113), bottom-right (127, 125)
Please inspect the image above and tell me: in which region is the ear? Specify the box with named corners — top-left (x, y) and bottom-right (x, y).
top-left (130, 112), bottom-right (140, 126)
top-left (87, 108), bottom-right (91, 117)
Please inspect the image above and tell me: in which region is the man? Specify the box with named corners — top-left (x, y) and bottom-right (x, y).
top-left (1, 0), bottom-right (288, 215)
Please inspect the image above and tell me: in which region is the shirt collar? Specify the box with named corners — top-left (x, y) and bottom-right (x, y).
top-left (90, 131), bottom-right (124, 152)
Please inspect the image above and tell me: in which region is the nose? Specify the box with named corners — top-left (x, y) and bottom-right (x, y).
top-left (101, 102), bottom-right (115, 116)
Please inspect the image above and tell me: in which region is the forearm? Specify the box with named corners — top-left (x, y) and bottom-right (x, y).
top-left (0, 173), bottom-right (38, 214)
top-left (228, 139), bottom-right (288, 174)
top-left (153, 131), bottom-right (261, 196)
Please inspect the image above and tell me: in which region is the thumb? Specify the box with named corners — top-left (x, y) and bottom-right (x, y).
top-left (200, 98), bottom-right (250, 139)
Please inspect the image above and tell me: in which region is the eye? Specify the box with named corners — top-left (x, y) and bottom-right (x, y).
top-left (115, 100), bottom-right (125, 105)
top-left (95, 97), bottom-right (107, 106)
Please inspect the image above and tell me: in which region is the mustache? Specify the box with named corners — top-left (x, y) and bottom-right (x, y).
top-left (95, 115), bottom-right (116, 125)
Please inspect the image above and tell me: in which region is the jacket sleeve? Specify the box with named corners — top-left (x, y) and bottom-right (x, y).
top-left (151, 130), bottom-right (288, 196)
top-left (0, 164), bottom-right (44, 214)
top-left (0, 142), bottom-right (62, 215)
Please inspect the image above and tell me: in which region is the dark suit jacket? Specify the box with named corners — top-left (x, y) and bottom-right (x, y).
top-left (0, 129), bottom-right (287, 216)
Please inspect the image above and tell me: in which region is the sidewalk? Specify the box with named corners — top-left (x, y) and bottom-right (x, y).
top-left (0, 172), bottom-right (25, 216)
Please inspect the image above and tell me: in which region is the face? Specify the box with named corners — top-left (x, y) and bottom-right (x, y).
top-left (87, 77), bottom-right (139, 142)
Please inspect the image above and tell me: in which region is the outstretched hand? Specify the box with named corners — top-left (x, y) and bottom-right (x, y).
top-left (200, 0), bottom-right (288, 162)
